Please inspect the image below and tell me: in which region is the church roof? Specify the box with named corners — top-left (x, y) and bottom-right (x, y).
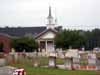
top-left (0, 26), bottom-right (46, 37)
top-left (0, 26), bottom-right (62, 38)
top-left (35, 28), bottom-right (58, 39)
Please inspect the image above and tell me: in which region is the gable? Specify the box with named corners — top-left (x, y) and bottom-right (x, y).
top-left (37, 31), bottom-right (56, 39)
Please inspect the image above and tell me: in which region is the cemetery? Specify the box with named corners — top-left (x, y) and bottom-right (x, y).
top-left (0, 49), bottom-right (100, 75)
top-left (0, 3), bottom-right (100, 75)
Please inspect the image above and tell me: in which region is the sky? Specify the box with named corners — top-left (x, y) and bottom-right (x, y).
top-left (0, 0), bottom-right (100, 30)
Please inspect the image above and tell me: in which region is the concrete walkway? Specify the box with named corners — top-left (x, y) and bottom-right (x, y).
top-left (0, 66), bottom-right (16, 75)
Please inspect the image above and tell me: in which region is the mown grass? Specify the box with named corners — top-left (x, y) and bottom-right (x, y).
top-left (16, 56), bottom-right (65, 66)
top-left (9, 56), bottom-right (98, 75)
top-left (10, 63), bottom-right (97, 75)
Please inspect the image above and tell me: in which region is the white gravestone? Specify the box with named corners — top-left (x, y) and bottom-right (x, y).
top-left (48, 52), bottom-right (56, 67)
top-left (88, 53), bottom-right (96, 65)
top-left (10, 48), bottom-right (16, 63)
top-left (0, 58), bottom-right (6, 66)
top-left (64, 57), bottom-right (72, 70)
top-left (97, 57), bottom-right (100, 70)
top-left (65, 49), bottom-right (80, 69)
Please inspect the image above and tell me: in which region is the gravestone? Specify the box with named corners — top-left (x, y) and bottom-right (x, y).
top-left (97, 57), bottom-right (100, 70)
top-left (65, 49), bottom-right (80, 70)
top-left (48, 52), bottom-right (56, 68)
top-left (88, 52), bottom-right (96, 65)
top-left (64, 57), bottom-right (73, 70)
top-left (73, 57), bottom-right (80, 69)
top-left (0, 58), bottom-right (6, 66)
top-left (0, 53), bottom-right (6, 66)
top-left (33, 51), bottom-right (39, 67)
top-left (57, 50), bottom-right (64, 58)
top-left (10, 48), bottom-right (16, 64)
top-left (22, 50), bottom-right (26, 58)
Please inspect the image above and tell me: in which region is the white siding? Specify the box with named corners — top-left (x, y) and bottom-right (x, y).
top-left (39, 31), bottom-right (56, 39)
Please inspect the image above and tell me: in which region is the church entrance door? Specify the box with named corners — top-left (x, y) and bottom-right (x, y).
top-left (47, 41), bottom-right (54, 52)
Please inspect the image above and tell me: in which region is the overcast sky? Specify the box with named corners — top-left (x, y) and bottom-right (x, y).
top-left (0, 0), bottom-right (100, 30)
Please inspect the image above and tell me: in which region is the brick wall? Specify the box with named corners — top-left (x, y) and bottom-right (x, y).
top-left (0, 34), bottom-right (11, 53)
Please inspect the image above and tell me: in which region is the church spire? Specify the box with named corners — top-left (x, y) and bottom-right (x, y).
top-left (47, 6), bottom-right (55, 29)
top-left (48, 6), bottom-right (53, 18)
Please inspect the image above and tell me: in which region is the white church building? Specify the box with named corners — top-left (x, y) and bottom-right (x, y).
top-left (0, 6), bottom-right (62, 53)
top-left (35, 6), bottom-right (59, 52)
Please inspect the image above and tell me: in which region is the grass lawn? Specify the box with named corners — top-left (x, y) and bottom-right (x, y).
top-left (8, 56), bottom-right (99, 75)
top-left (39, 57), bottom-right (65, 66)
top-left (10, 64), bottom-right (97, 75)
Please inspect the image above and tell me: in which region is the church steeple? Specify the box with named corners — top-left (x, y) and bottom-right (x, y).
top-left (47, 6), bottom-right (55, 29)
top-left (47, 6), bottom-right (53, 19)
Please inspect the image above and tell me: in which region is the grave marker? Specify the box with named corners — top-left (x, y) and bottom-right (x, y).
top-left (65, 49), bottom-right (80, 70)
top-left (48, 52), bottom-right (56, 68)
top-left (88, 53), bottom-right (96, 65)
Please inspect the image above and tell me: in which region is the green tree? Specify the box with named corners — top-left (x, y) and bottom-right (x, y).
top-left (85, 29), bottom-right (100, 50)
top-left (11, 36), bottom-right (38, 52)
top-left (54, 29), bottom-right (86, 50)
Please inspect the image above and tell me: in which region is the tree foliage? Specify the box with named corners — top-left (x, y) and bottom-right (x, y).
top-left (54, 29), bottom-right (86, 49)
top-left (11, 28), bottom-right (100, 51)
top-left (85, 29), bottom-right (100, 50)
top-left (11, 36), bottom-right (38, 52)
